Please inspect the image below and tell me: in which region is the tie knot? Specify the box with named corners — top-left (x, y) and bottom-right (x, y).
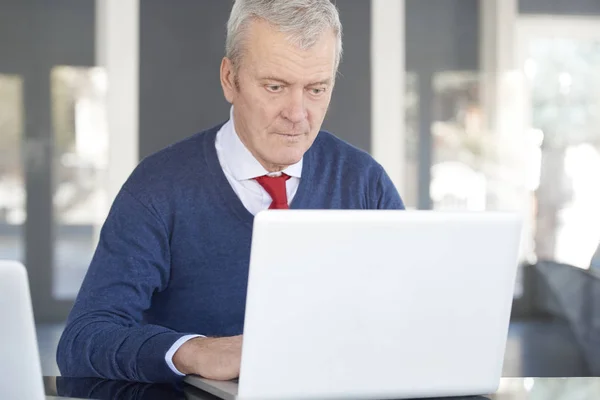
top-left (255, 173), bottom-right (290, 209)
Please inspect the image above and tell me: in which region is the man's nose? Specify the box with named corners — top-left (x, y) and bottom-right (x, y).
top-left (281, 89), bottom-right (308, 124)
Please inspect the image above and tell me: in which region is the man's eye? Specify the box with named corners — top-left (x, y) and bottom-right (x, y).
top-left (266, 85), bottom-right (283, 93)
top-left (310, 88), bottom-right (326, 95)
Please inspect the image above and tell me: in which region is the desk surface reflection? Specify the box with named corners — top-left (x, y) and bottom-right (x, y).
top-left (44, 376), bottom-right (600, 400)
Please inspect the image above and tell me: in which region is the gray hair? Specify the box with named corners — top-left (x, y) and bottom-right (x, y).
top-left (226, 0), bottom-right (343, 72)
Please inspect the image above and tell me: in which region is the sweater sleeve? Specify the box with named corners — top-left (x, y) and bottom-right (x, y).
top-left (57, 187), bottom-right (192, 383)
top-left (374, 166), bottom-right (406, 210)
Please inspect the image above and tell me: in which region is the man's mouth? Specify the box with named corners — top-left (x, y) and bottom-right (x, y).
top-left (275, 132), bottom-right (303, 137)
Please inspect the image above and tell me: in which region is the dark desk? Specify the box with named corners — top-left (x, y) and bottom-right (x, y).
top-left (43, 376), bottom-right (600, 400)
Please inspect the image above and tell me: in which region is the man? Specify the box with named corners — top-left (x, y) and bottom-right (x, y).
top-left (57, 0), bottom-right (404, 384)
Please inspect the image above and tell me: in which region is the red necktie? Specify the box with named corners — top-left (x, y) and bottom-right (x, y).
top-left (255, 173), bottom-right (291, 209)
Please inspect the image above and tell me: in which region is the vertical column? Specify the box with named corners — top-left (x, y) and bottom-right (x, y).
top-left (24, 68), bottom-right (54, 318)
top-left (96, 0), bottom-right (140, 205)
top-left (371, 0), bottom-right (406, 195)
top-left (417, 73), bottom-right (433, 210)
top-left (480, 0), bottom-right (533, 265)
top-left (480, 0), bottom-right (519, 137)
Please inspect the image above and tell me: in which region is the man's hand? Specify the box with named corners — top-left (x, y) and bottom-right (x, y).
top-left (173, 335), bottom-right (243, 380)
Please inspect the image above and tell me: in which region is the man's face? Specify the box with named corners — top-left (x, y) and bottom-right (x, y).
top-left (221, 19), bottom-right (337, 172)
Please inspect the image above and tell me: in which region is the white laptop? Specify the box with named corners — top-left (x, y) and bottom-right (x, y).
top-left (185, 210), bottom-right (522, 400)
top-left (0, 260), bottom-right (46, 400)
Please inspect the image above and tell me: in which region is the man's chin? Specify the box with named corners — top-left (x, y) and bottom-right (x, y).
top-left (273, 153), bottom-right (304, 167)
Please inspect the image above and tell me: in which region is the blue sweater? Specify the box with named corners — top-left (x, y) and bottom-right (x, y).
top-left (57, 124), bottom-right (405, 383)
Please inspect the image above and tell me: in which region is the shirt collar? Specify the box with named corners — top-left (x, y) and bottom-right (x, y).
top-left (221, 107), bottom-right (303, 181)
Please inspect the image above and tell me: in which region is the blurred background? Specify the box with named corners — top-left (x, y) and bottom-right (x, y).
top-left (1, 0), bottom-right (600, 379)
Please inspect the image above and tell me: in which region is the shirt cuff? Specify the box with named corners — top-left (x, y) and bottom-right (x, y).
top-left (165, 334), bottom-right (205, 376)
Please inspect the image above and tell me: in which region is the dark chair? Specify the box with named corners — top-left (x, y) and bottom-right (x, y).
top-left (590, 242), bottom-right (600, 271)
top-left (523, 260), bottom-right (600, 375)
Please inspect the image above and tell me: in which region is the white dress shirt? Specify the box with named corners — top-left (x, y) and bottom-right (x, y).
top-left (165, 108), bottom-right (303, 375)
top-left (214, 108), bottom-right (303, 214)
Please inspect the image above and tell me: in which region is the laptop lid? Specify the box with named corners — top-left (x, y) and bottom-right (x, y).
top-left (0, 260), bottom-right (45, 400)
top-left (235, 210), bottom-right (521, 399)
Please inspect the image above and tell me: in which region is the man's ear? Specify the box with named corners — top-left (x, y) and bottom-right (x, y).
top-left (220, 57), bottom-right (237, 103)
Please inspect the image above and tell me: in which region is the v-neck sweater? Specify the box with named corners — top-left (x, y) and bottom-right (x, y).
top-left (57, 123), bottom-right (405, 383)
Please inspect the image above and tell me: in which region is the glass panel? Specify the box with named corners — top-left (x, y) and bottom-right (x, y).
top-left (430, 71), bottom-right (533, 214)
top-left (431, 73), bottom-right (535, 216)
top-left (431, 72), bottom-right (487, 211)
top-left (51, 66), bottom-right (109, 299)
top-left (0, 74), bottom-right (25, 262)
top-left (526, 38), bottom-right (600, 269)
